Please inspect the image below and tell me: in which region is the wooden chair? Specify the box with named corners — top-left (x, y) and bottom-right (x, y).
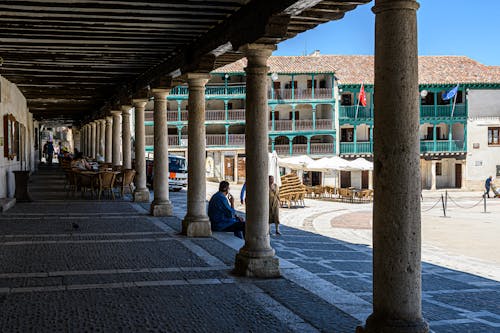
top-left (115, 169), bottom-right (136, 197)
top-left (64, 169), bottom-right (78, 196)
top-left (97, 171), bottom-right (117, 200)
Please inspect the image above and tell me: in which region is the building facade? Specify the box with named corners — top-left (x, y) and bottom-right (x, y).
top-left (143, 54), bottom-right (500, 190)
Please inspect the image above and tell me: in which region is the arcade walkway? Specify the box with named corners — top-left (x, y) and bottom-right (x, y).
top-left (0, 168), bottom-right (498, 332)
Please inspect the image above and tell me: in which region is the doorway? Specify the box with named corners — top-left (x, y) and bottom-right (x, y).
top-left (224, 156), bottom-right (234, 182)
top-left (455, 164), bottom-right (462, 188)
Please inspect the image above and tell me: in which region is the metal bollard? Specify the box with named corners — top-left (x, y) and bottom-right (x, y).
top-left (441, 194), bottom-right (446, 217)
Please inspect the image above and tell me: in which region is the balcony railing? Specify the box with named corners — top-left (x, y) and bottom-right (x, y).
top-left (340, 141), bottom-right (373, 154)
top-left (269, 119), bottom-right (333, 132)
top-left (339, 104), bottom-right (467, 120)
top-left (420, 140), bottom-right (465, 152)
top-left (310, 143), bottom-right (334, 154)
top-left (273, 145), bottom-right (289, 155)
top-left (228, 134), bottom-right (245, 146)
top-left (206, 110), bottom-right (225, 121)
top-left (169, 85), bottom-right (246, 97)
top-left (228, 109), bottom-right (245, 121)
top-left (420, 104), bottom-right (466, 118)
top-left (292, 144), bottom-right (307, 155)
top-left (268, 88), bottom-right (332, 100)
top-left (339, 106), bottom-right (372, 120)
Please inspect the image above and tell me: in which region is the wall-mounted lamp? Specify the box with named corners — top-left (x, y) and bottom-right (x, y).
top-left (224, 73), bottom-right (229, 79)
top-left (271, 73), bottom-right (279, 82)
top-left (420, 90), bottom-right (428, 98)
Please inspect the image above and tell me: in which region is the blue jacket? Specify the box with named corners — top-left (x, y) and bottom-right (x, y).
top-left (208, 191), bottom-right (238, 231)
top-left (486, 177), bottom-right (492, 188)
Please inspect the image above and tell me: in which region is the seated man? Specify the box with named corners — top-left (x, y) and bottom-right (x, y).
top-left (208, 181), bottom-right (245, 238)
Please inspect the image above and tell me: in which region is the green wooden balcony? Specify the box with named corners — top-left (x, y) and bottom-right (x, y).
top-left (340, 104), bottom-right (466, 122)
top-left (420, 140), bottom-right (465, 152)
top-left (340, 142), bottom-right (373, 154)
top-left (168, 85), bottom-right (246, 98)
top-left (339, 140), bottom-right (465, 155)
top-left (268, 88), bottom-right (333, 101)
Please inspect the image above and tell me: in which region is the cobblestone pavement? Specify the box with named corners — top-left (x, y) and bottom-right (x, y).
top-left (0, 167), bottom-right (498, 332)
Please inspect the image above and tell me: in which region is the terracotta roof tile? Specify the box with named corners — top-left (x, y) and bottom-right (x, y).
top-left (213, 55), bottom-right (500, 85)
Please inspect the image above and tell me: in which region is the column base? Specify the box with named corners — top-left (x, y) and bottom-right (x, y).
top-left (150, 200), bottom-right (173, 216)
top-left (182, 215), bottom-right (212, 237)
top-left (357, 314), bottom-right (429, 333)
top-left (133, 188), bottom-right (150, 202)
top-left (233, 252), bottom-right (281, 278)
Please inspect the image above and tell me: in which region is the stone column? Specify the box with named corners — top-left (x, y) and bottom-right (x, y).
top-left (234, 44), bottom-right (280, 278)
top-left (133, 99), bottom-right (150, 202)
top-left (150, 89), bottom-right (173, 216)
top-left (81, 125), bottom-right (86, 156)
top-left (121, 105), bottom-right (132, 169)
top-left (95, 120), bottom-right (101, 159)
top-left (359, 1), bottom-right (429, 333)
top-left (430, 160), bottom-right (437, 190)
top-left (182, 73), bottom-right (212, 237)
top-left (85, 125), bottom-right (90, 157)
top-left (111, 110), bottom-right (122, 167)
top-left (99, 119), bottom-right (106, 158)
top-left (105, 116), bottom-right (113, 163)
top-left (90, 121), bottom-right (97, 158)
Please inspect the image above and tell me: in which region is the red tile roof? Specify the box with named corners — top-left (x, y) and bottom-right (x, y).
top-left (213, 55), bottom-right (500, 84)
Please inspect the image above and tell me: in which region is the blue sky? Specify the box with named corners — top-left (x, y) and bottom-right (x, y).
top-left (275, 0), bottom-right (500, 66)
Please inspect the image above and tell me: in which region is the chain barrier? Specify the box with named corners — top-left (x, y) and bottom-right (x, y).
top-left (421, 197), bottom-right (442, 212)
top-left (446, 194), bottom-right (484, 210)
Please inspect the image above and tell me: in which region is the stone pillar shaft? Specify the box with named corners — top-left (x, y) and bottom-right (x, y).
top-left (133, 100), bottom-right (150, 202)
top-left (122, 106), bottom-right (132, 169)
top-left (234, 44), bottom-right (280, 278)
top-left (111, 111), bottom-right (122, 167)
top-left (105, 117), bottom-right (113, 164)
top-left (182, 74), bottom-right (211, 237)
top-left (95, 121), bottom-right (100, 159)
top-left (85, 125), bottom-right (90, 157)
top-left (99, 120), bottom-right (106, 157)
top-left (361, 1), bottom-right (428, 332)
top-left (150, 89), bottom-right (173, 216)
top-left (91, 122), bottom-right (97, 158)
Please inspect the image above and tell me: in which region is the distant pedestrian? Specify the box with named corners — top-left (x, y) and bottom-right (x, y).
top-left (240, 182), bottom-right (246, 205)
top-left (484, 176), bottom-right (493, 198)
top-left (46, 141), bottom-right (54, 165)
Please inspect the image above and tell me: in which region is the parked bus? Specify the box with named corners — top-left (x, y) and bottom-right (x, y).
top-left (146, 154), bottom-right (187, 191)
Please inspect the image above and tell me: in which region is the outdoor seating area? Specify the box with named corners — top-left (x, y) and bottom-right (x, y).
top-left (61, 158), bottom-right (135, 200)
top-left (305, 185), bottom-right (373, 203)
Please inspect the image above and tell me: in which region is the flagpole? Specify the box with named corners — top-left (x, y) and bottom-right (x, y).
top-left (450, 89), bottom-right (457, 118)
top-left (355, 100), bottom-right (359, 120)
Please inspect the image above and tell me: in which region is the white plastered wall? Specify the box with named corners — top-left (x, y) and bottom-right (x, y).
top-left (0, 76), bottom-right (33, 198)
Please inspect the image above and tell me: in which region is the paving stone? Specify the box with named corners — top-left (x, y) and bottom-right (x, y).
top-left (300, 250), bottom-right (372, 261)
top-left (320, 274), bottom-right (372, 293)
top-left (191, 239), bottom-right (237, 266)
top-left (324, 261), bottom-right (373, 273)
top-left (431, 290), bottom-right (500, 314)
top-left (255, 279), bottom-right (361, 332)
top-left (431, 322), bottom-right (500, 333)
top-left (422, 274), bottom-right (479, 291)
top-left (0, 241), bottom-right (208, 273)
top-left (0, 285), bottom-right (290, 332)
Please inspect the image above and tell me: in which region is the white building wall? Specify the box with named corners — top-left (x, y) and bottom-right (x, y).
top-left (0, 76), bottom-right (33, 198)
top-left (465, 89), bottom-right (500, 189)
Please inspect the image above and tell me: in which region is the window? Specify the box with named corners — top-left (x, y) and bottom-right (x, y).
top-left (289, 111), bottom-right (299, 120)
top-left (488, 127), bottom-right (500, 145)
top-left (307, 80), bottom-right (317, 89)
top-left (341, 94), bottom-right (352, 106)
top-left (319, 80), bottom-right (327, 88)
top-left (436, 162), bottom-right (442, 176)
top-left (341, 128), bottom-right (354, 142)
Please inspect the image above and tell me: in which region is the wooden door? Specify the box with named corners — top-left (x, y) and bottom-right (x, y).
top-left (224, 156), bottom-right (234, 181)
top-left (311, 171), bottom-right (322, 186)
top-left (427, 127), bottom-right (433, 140)
top-left (237, 156), bottom-right (246, 183)
top-left (361, 170), bottom-right (369, 189)
top-left (340, 171), bottom-right (351, 188)
top-left (455, 164), bottom-right (462, 188)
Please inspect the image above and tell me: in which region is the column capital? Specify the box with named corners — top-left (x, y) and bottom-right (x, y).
top-left (132, 99), bottom-right (148, 108)
top-left (121, 105), bottom-right (132, 115)
top-left (372, 0), bottom-right (419, 14)
top-left (105, 116), bottom-right (112, 124)
top-left (110, 110), bottom-right (121, 116)
top-left (151, 89), bottom-right (170, 99)
top-left (186, 73), bottom-right (211, 86)
top-left (241, 43), bottom-right (276, 66)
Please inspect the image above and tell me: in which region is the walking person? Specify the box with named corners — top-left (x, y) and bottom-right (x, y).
top-left (484, 176), bottom-right (493, 198)
top-left (269, 175), bottom-right (281, 235)
top-left (46, 141), bottom-right (54, 166)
